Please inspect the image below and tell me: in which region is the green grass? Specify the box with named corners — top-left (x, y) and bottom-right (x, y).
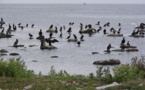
top-left (0, 57), bottom-right (145, 90)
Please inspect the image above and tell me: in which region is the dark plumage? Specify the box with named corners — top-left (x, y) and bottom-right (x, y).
top-left (45, 38), bottom-right (59, 46)
top-left (29, 33), bottom-right (33, 38)
top-left (66, 34), bottom-right (71, 39)
top-left (13, 39), bottom-right (18, 46)
top-left (80, 35), bottom-right (84, 41)
top-left (39, 29), bottom-right (42, 36)
top-left (73, 34), bottom-right (77, 40)
top-left (31, 24), bottom-right (34, 28)
top-left (121, 37), bottom-right (125, 44)
top-left (77, 41), bottom-right (81, 47)
top-left (67, 27), bottom-right (72, 33)
top-left (49, 24), bottom-right (53, 29)
top-left (49, 32), bottom-right (53, 38)
top-left (107, 44), bottom-right (111, 53)
top-left (26, 24), bottom-right (28, 27)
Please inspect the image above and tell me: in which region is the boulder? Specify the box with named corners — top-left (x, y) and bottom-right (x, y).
top-left (13, 45), bottom-right (24, 47)
top-left (9, 53), bottom-right (19, 56)
top-left (107, 34), bottom-right (123, 37)
top-left (93, 59), bottom-right (121, 65)
top-left (40, 45), bottom-right (57, 50)
top-left (46, 29), bottom-right (57, 33)
top-left (79, 28), bottom-right (96, 34)
top-left (51, 56), bottom-right (58, 58)
top-left (0, 49), bottom-right (8, 53)
top-left (126, 48), bottom-right (139, 52)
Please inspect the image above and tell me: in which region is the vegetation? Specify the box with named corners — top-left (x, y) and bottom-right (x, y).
top-left (0, 56), bottom-right (145, 89)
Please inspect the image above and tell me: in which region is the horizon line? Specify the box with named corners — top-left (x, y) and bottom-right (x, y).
top-left (0, 3), bottom-right (145, 4)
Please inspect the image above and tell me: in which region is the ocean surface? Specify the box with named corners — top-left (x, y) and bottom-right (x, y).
top-left (0, 4), bottom-right (145, 75)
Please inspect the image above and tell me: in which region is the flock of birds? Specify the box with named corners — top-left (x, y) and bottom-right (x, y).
top-left (0, 17), bottom-right (145, 53)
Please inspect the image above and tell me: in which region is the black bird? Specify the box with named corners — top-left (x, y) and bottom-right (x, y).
top-left (49, 24), bottom-right (53, 29)
top-left (103, 29), bottom-right (107, 35)
top-left (80, 23), bottom-right (83, 27)
top-left (127, 41), bottom-right (130, 47)
top-left (1, 17), bottom-right (3, 22)
top-left (13, 39), bottom-right (18, 46)
top-left (51, 39), bottom-right (59, 43)
top-left (80, 34), bottom-right (84, 41)
top-left (18, 23), bottom-right (21, 26)
top-left (96, 21), bottom-right (100, 25)
top-left (73, 34), bottom-right (77, 40)
top-left (107, 44), bottom-right (111, 53)
top-left (77, 41), bottom-right (81, 47)
top-left (45, 38), bottom-right (59, 46)
top-left (1, 28), bottom-right (4, 33)
top-left (26, 24), bottom-right (28, 27)
top-left (67, 27), bottom-right (72, 33)
top-left (31, 24), bottom-right (34, 28)
top-left (59, 32), bottom-right (62, 38)
top-left (49, 32), bottom-right (53, 38)
top-left (39, 29), bottom-right (42, 36)
top-left (118, 22), bottom-right (121, 26)
top-left (45, 38), bottom-right (52, 46)
top-left (29, 33), bottom-right (33, 39)
top-left (66, 34), bottom-right (71, 39)
top-left (59, 27), bottom-right (62, 32)
top-left (121, 37), bottom-right (125, 44)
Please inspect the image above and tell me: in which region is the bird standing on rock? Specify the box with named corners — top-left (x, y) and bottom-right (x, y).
top-left (29, 33), bottom-right (33, 39)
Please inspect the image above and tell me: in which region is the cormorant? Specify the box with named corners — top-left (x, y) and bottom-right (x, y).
top-left (80, 34), bottom-right (84, 41)
top-left (29, 33), bottom-right (33, 39)
top-left (31, 24), bottom-right (34, 28)
top-left (39, 29), bottom-right (42, 36)
top-left (13, 39), bottom-right (18, 46)
top-left (107, 44), bottom-right (111, 53)
top-left (121, 37), bottom-right (125, 44)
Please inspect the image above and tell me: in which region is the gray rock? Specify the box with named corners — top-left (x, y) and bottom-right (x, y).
top-left (0, 49), bottom-right (8, 53)
top-left (93, 59), bottom-right (121, 65)
top-left (9, 53), bottom-right (19, 56)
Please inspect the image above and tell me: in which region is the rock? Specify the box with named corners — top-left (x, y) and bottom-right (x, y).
top-left (79, 28), bottom-right (96, 34)
top-left (46, 29), bottom-right (57, 33)
top-left (24, 85), bottom-right (32, 90)
top-left (9, 53), bottom-right (19, 56)
top-left (129, 35), bottom-right (144, 38)
top-left (92, 52), bottom-right (99, 54)
top-left (126, 48), bottom-right (139, 52)
top-left (0, 34), bottom-right (13, 38)
top-left (29, 45), bottom-right (37, 47)
top-left (40, 45), bottom-right (57, 50)
top-left (51, 56), bottom-right (58, 58)
top-left (13, 44), bottom-right (24, 47)
top-left (32, 60), bottom-right (38, 62)
top-left (0, 53), bottom-right (7, 56)
top-left (93, 59), bottom-right (121, 65)
top-left (111, 49), bottom-right (124, 52)
top-left (96, 82), bottom-right (120, 90)
top-left (0, 49), bottom-right (8, 53)
top-left (107, 34), bottom-right (123, 37)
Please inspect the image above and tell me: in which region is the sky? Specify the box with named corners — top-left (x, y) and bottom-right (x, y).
top-left (0, 0), bottom-right (145, 4)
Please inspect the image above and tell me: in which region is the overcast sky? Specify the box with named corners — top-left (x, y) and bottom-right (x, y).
top-left (0, 0), bottom-right (145, 4)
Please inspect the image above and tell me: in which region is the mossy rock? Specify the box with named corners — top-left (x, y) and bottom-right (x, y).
top-left (112, 49), bottom-right (124, 52)
top-left (13, 45), bottom-right (24, 47)
top-left (92, 52), bottom-right (99, 54)
top-left (0, 53), bottom-right (7, 56)
top-left (126, 48), bottom-right (139, 52)
top-left (9, 53), bottom-right (19, 56)
top-left (51, 56), bottom-right (58, 58)
top-left (40, 45), bottom-right (57, 50)
top-left (29, 45), bottom-right (37, 47)
top-left (0, 49), bottom-right (8, 53)
top-left (107, 34), bottom-right (123, 37)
